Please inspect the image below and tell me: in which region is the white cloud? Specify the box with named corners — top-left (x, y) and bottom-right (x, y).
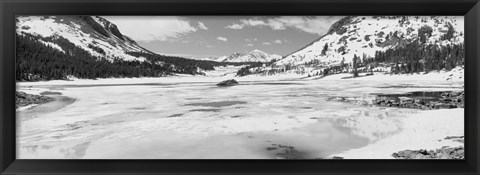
top-left (198, 22), bottom-right (208, 30)
top-left (246, 43), bottom-right (254, 47)
top-left (225, 16), bottom-right (343, 35)
top-left (217, 36), bottom-right (228, 42)
top-left (226, 18), bottom-right (266, 30)
top-left (267, 19), bottom-right (286, 30)
top-left (206, 45), bottom-right (214, 48)
top-left (240, 18), bottom-right (266, 26)
top-left (274, 39), bottom-right (282, 44)
top-left (159, 52), bottom-right (195, 58)
top-left (271, 16), bottom-right (343, 35)
top-left (262, 42), bottom-right (271, 45)
top-left (102, 16), bottom-right (200, 42)
top-left (245, 38), bottom-right (259, 42)
top-left (226, 23), bottom-right (244, 30)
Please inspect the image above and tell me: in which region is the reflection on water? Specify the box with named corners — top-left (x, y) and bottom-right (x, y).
top-left (373, 91), bottom-right (450, 103)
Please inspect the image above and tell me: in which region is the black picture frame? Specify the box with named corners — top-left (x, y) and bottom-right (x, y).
top-left (1, 0), bottom-right (479, 174)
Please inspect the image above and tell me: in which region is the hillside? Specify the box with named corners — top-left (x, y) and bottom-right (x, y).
top-left (17, 16), bottom-right (153, 62)
top-left (277, 16), bottom-right (463, 66)
top-left (239, 16), bottom-right (465, 77)
top-left (15, 16), bottom-right (257, 81)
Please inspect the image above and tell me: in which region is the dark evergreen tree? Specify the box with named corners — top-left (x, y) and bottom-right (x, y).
top-left (352, 54), bottom-right (359, 77)
top-left (321, 43), bottom-right (328, 56)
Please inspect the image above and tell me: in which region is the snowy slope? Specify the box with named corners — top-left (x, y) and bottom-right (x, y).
top-left (222, 49), bottom-right (282, 62)
top-left (191, 56), bottom-right (228, 62)
top-left (191, 50), bottom-right (281, 63)
top-left (16, 16), bottom-right (152, 62)
top-left (276, 16), bottom-right (464, 66)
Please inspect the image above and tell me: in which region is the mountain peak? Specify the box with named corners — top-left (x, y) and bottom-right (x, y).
top-left (221, 49), bottom-right (281, 63)
top-left (250, 49), bottom-right (265, 53)
top-left (17, 16), bottom-right (152, 62)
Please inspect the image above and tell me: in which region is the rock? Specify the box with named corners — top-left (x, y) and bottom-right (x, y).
top-left (332, 156), bottom-right (344, 159)
top-left (398, 97), bottom-right (413, 103)
top-left (374, 91), bottom-right (465, 110)
top-left (441, 98), bottom-right (453, 103)
top-left (405, 103), bottom-right (415, 108)
top-left (392, 146), bottom-right (464, 159)
top-left (414, 154), bottom-right (426, 159)
top-left (16, 91), bottom-right (54, 109)
top-left (216, 79), bottom-right (239, 87)
top-left (458, 102), bottom-right (465, 108)
top-left (435, 103), bottom-right (453, 109)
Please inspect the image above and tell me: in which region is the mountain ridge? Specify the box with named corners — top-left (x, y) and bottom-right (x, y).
top-left (275, 16), bottom-right (464, 67)
top-left (238, 16), bottom-right (464, 77)
top-left (191, 49), bottom-right (281, 63)
top-left (221, 49), bottom-right (282, 62)
top-left (17, 16), bottom-right (154, 62)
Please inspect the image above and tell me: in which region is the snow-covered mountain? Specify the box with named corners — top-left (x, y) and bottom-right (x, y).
top-left (190, 50), bottom-right (281, 63)
top-left (276, 16), bottom-right (464, 67)
top-left (221, 49), bottom-right (282, 62)
top-left (190, 56), bottom-right (228, 62)
top-left (16, 16), bottom-right (152, 62)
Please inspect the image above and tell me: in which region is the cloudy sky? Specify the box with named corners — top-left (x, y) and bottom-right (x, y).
top-left (103, 16), bottom-right (343, 58)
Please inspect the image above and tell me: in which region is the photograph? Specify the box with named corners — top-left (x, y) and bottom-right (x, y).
top-left (15, 15), bottom-right (465, 159)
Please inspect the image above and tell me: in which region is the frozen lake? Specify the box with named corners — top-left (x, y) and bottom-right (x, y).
top-left (16, 76), bottom-right (464, 159)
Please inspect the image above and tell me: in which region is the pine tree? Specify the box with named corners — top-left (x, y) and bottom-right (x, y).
top-left (321, 43), bottom-right (328, 56)
top-left (352, 54), bottom-right (359, 77)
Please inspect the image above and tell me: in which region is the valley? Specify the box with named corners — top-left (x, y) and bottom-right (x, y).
top-left (15, 15), bottom-right (465, 159)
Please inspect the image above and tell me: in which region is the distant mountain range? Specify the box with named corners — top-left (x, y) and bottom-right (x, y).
top-left (192, 49), bottom-right (282, 63)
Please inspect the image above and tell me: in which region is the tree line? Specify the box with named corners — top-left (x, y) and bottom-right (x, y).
top-left (16, 34), bottom-right (261, 81)
top-left (371, 40), bottom-right (464, 74)
top-left (321, 40), bottom-right (464, 77)
top-left (16, 34), bottom-right (176, 81)
top-left (236, 40), bottom-right (464, 77)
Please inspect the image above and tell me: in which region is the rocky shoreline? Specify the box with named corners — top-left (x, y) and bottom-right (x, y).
top-left (374, 91), bottom-right (464, 110)
top-left (392, 146), bottom-right (464, 159)
top-left (16, 91), bottom-right (54, 109)
top-left (328, 91), bottom-right (464, 110)
top-left (392, 136), bottom-right (464, 159)
top-left (265, 143), bottom-right (345, 159)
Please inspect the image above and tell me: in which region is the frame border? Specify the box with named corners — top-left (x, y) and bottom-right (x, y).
top-left (1, 0), bottom-right (479, 174)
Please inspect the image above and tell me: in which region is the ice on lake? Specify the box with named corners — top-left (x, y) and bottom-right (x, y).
top-left (16, 77), bottom-right (463, 159)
